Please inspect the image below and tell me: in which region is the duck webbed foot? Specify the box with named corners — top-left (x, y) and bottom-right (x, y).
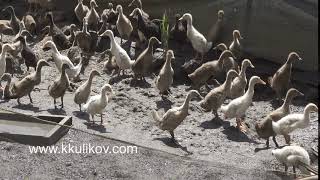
top-left (236, 118), bottom-right (247, 133)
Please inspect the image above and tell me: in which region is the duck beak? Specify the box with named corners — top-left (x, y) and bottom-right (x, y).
top-left (250, 63), bottom-right (255, 68)
top-left (298, 57), bottom-right (303, 61)
top-left (298, 91), bottom-right (304, 96)
top-left (259, 79), bottom-right (266, 85)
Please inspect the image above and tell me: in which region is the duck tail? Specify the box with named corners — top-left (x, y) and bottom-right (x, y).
top-left (151, 110), bottom-right (161, 127)
top-left (220, 105), bottom-right (227, 114)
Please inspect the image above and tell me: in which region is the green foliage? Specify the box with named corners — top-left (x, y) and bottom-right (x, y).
top-left (161, 10), bottom-right (170, 51)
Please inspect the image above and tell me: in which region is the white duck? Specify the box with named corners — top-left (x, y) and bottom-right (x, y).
top-left (74, 0), bottom-right (89, 24)
top-left (272, 103), bottom-right (318, 144)
top-left (179, 13), bottom-right (212, 62)
top-left (221, 76), bottom-right (266, 132)
top-left (272, 145), bottom-right (313, 177)
top-left (116, 5), bottom-right (133, 45)
top-left (227, 59), bottom-right (255, 99)
top-left (155, 50), bottom-right (174, 95)
top-left (83, 83), bottom-right (114, 124)
top-left (152, 90), bottom-right (202, 141)
top-left (0, 44), bottom-right (14, 80)
top-left (229, 29), bottom-right (243, 60)
top-left (99, 30), bottom-right (134, 76)
top-left (74, 70), bottom-right (101, 111)
top-left (43, 41), bottom-right (82, 80)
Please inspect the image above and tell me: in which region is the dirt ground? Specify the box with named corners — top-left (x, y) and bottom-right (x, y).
top-left (0, 22), bottom-right (319, 180)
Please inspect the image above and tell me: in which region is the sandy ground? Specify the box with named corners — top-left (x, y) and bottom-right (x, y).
top-left (0, 28), bottom-right (318, 179)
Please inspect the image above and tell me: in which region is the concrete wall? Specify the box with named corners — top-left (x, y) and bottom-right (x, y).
top-left (1, 0), bottom-right (318, 72)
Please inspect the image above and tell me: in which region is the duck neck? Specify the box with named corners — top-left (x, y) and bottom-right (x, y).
top-left (50, 44), bottom-right (60, 55)
top-left (281, 94), bottom-right (293, 112)
top-left (4, 79), bottom-right (12, 97)
top-left (147, 41), bottom-right (154, 53)
top-left (164, 57), bottom-right (172, 69)
top-left (87, 73), bottom-right (96, 86)
top-left (245, 81), bottom-right (256, 98)
top-left (100, 89), bottom-right (107, 101)
top-left (222, 75), bottom-right (234, 90)
top-left (233, 34), bottom-right (240, 45)
top-left (303, 107), bottom-right (311, 122)
top-left (181, 93), bottom-right (192, 113)
top-left (239, 64), bottom-right (247, 79)
top-left (108, 35), bottom-right (117, 51)
top-left (35, 64), bottom-right (44, 80)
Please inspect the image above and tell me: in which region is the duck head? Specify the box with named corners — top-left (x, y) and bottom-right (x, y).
top-left (233, 30), bottom-right (243, 40)
top-left (179, 13), bottom-right (192, 24)
top-left (149, 37), bottom-right (161, 47)
top-left (213, 43), bottom-right (228, 51)
top-left (42, 41), bottom-right (56, 51)
top-left (90, 0), bottom-right (98, 8)
top-left (128, 0), bottom-right (142, 9)
top-left (77, 0), bottom-right (83, 4)
top-left (166, 50), bottom-right (175, 62)
top-left (217, 10), bottom-right (224, 20)
top-left (70, 24), bottom-right (77, 31)
top-left (242, 59), bottom-right (255, 69)
top-left (116, 5), bottom-right (123, 14)
top-left (90, 70), bottom-right (101, 77)
top-left (286, 88), bottom-right (304, 101)
top-left (102, 83), bottom-right (114, 94)
top-left (1, 44), bottom-right (14, 53)
top-left (219, 50), bottom-right (235, 61)
top-left (129, 8), bottom-right (142, 19)
top-left (305, 103), bottom-right (318, 114)
top-left (108, 3), bottom-right (114, 9)
top-left (36, 59), bottom-right (51, 70)
top-left (0, 73), bottom-right (11, 86)
top-left (249, 76), bottom-right (266, 86)
top-left (286, 52), bottom-right (302, 64)
top-left (188, 90), bottom-right (203, 100)
top-left (20, 29), bottom-right (35, 41)
top-left (99, 29), bottom-right (114, 38)
top-left (2, 6), bottom-right (15, 15)
top-left (226, 69), bottom-right (239, 81)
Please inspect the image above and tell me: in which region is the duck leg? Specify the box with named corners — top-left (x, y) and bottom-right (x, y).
top-left (272, 136), bottom-right (279, 148)
top-left (17, 98), bottom-right (21, 106)
top-left (284, 164), bottom-right (288, 173)
top-left (265, 138), bottom-right (270, 148)
top-left (284, 134), bottom-right (291, 145)
top-left (169, 130), bottom-right (175, 142)
top-left (60, 96), bottom-right (64, 108)
top-left (91, 115), bottom-right (95, 124)
top-left (236, 118), bottom-right (247, 133)
top-left (79, 104), bottom-right (82, 111)
top-left (100, 113), bottom-right (103, 124)
top-left (28, 93), bottom-right (33, 103)
top-left (53, 98), bottom-right (57, 109)
top-left (292, 166), bottom-right (296, 178)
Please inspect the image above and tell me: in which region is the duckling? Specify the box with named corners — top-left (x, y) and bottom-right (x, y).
top-left (2, 6), bottom-right (20, 34)
top-left (74, 70), bottom-right (101, 111)
top-left (83, 83), bottom-right (114, 124)
top-left (229, 30), bottom-right (243, 60)
top-left (268, 52), bottom-right (302, 101)
top-left (48, 63), bottom-right (70, 109)
top-left (188, 50), bottom-right (235, 90)
top-left (155, 50), bottom-right (174, 95)
top-left (213, 43), bottom-right (239, 73)
top-left (129, 8), bottom-right (161, 44)
top-left (200, 70), bottom-right (239, 118)
top-left (16, 36), bottom-right (38, 71)
top-left (255, 88), bottom-right (304, 148)
top-left (272, 103), bottom-right (318, 144)
top-left (46, 12), bottom-right (71, 50)
top-left (5, 60), bottom-right (50, 104)
top-left (227, 59), bottom-right (254, 99)
top-left (99, 30), bottom-right (134, 76)
top-left (98, 49), bottom-right (119, 74)
top-left (116, 5), bottom-right (133, 44)
top-left (0, 44), bottom-right (14, 79)
top-left (152, 90), bottom-right (202, 142)
top-left (86, 0), bottom-right (100, 31)
top-left (22, 14), bottom-right (36, 35)
top-left (128, 0), bottom-right (149, 19)
top-left (132, 37), bottom-right (161, 80)
top-left (179, 13), bottom-right (212, 62)
top-left (272, 145), bottom-right (312, 177)
top-left (221, 76), bottom-right (266, 132)
top-left (207, 10), bottom-right (224, 44)
top-left (43, 41), bottom-right (82, 81)
top-left (74, 0), bottom-right (89, 24)
top-left (169, 13), bottom-right (187, 45)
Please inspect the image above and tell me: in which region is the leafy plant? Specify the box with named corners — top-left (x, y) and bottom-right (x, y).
top-left (160, 10), bottom-right (170, 52)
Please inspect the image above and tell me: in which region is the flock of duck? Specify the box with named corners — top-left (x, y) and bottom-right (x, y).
top-left (0, 0), bottom-right (318, 177)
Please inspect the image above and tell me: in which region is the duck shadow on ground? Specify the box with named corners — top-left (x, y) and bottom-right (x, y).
top-left (254, 145), bottom-right (286, 153)
top-left (83, 122), bottom-right (108, 133)
top-left (129, 79), bottom-right (151, 88)
top-left (153, 137), bottom-right (193, 156)
top-left (47, 108), bottom-right (67, 115)
top-left (109, 74), bottom-right (132, 85)
top-left (156, 97), bottom-right (173, 112)
top-left (12, 103), bottom-right (42, 113)
top-left (221, 126), bottom-right (259, 144)
top-left (72, 111), bottom-right (90, 121)
top-left (199, 117), bottom-right (231, 130)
